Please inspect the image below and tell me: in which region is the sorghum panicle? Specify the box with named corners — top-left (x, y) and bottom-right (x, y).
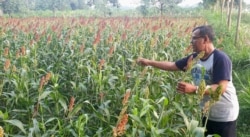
top-left (20, 46), bottom-right (26, 56)
top-left (122, 90), bottom-right (130, 106)
top-left (198, 79), bottom-right (206, 99)
top-left (113, 90), bottom-right (131, 137)
top-left (4, 59), bottom-right (11, 71)
top-left (45, 72), bottom-right (51, 83)
top-left (4, 47), bottom-right (9, 57)
top-left (113, 114), bottom-right (128, 137)
top-left (68, 96), bottom-right (75, 112)
top-left (0, 126), bottom-right (4, 137)
top-left (39, 76), bottom-right (45, 91)
top-left (108, 46), bottom-right (114, 57)
top-left (210, 85), bottom-right (222, 102)
top-left (99, 59), bottom-right (105, 70)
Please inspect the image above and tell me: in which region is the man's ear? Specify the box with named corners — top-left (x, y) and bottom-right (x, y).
top-left (204, 35), bottom-right (209, 43)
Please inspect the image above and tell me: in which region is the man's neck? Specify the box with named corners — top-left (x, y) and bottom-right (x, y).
top-left (202, 44), bottom-right (215, 59)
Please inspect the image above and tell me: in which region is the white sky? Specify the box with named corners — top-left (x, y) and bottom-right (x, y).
top-left (246, 0), bottom-right (250, 4)
top-left (119, 0), bottom-right (141, 8)
top-left (119, 0), bottom-right (250, 8)
top-left (178, 0), bottom-right (202, 7)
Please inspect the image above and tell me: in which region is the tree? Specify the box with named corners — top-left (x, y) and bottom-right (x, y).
top-left (138, 5), bottom-right (149, 16)
top-left (203, 0), bottom-right (218, 10)
top-left (69, 0), bottom-right (88, 10)
top-left (138, 0), bottom-right (150, 16)
top-left (220, 0), bottom-right (225, 21)
top-left (227, 0), bottom-right (234, 29)
top-left (235, 0), bottom-right (242, 46)
top-left (108, 0), bottom-right (120, 8)
top-left (1, 0), bottom-right (27, 14)
top-left (0, 0), bottom-right (120, 14)
top-left (52, 0), bottom-right (71, 11)
top-left (153, 0), bottom-right (182, 15)
top-left (87, 0), bottom-right (119, 8)
top-left (34, 0), bottom-right (70, 11)
top-left (0, 0), bottom-right (3, 16)
top-left (77, 0), bottom-right (88, 9)
top-left (0, 0), bottom-right (5, 8)
top-left (139, 0), bottom-right (182, 16)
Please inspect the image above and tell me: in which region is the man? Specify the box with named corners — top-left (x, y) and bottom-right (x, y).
top-left (137, 25), bottom-right (239, 137)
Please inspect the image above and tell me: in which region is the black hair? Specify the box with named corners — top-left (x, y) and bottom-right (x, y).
top-left (192, 25), bottom-right (215, 42)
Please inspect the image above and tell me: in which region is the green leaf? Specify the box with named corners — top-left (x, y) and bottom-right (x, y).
top-left (173, 102), bottom-right (189, 127)
top-left (59, 97), bottom-right (67, 112)
top-left (28, 119), bottom-right (41, 137)
top-left (207, 134), bottom-right (221, 137)
top-left (0, 110), bottom-right (9, 120)
top-left (156, 96), bottom-right (169, 107)
top-left (193, 127), bottom-right (206, 137)
top-left (68, 103), bottom-right (83, 117)
top-left (38, 91), bottom-right (52, 100)
top-left (5, 119), bottom-right (27, 134)
top-left (129, 114), bottom-right (146, 128)
top-left (45, 117), bottom-right (58, 125)
top-left (190, 120), bottom-right (199, 132)
top-left (153, 110), bottom-right (159, 119)
top-left (140, 105), bottom-right (152, 117)
top-left (131, 107), bottom-right (139, 116)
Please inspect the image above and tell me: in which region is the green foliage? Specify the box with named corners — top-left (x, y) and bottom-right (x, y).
top-left (151, 0), bottom-right (183, 6)
top-left (0, 17), bottom-right (207, 136)
top-left (0, 8), bottom-right (250, 136)
top-left (138, 5), bottom-right (149, 17)
top-left (139, 0), bottom-right (184, 16)
top-left (1, 0), bottom-right (27, 14)
top-left (201, 8), bottom-right (250, 137)
top-left (202, 0), bottom-right (217, 9)
top-left (0, 0), bottom-right (88, 14)
top-left (235, 72), bottom-right (250, 136)
top-left (34, 0), bottom-right (71, 11)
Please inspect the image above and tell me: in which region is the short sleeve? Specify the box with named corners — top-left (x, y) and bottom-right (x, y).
top-left (212, 50), bottom-right (232, 84)
top-left (175, 53), bottom-right (197, 71)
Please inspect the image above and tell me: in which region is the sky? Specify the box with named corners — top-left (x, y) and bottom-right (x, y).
top-left (178, 0), bottom-right (202, 7)
top-left (119, 0), bottom-right (141, 8)
top-left (119, 0), bottom-right (250, 8)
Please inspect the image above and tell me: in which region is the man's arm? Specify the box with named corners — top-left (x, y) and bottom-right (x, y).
top-left (137, 58), bottom-right (180, 71)
top-left (205, 80), bottom-right (228, 94)
top-left (177, 80), bottom-right (228, 94)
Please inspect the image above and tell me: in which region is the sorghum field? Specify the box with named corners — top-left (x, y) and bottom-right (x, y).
top-left (0, 16), bottom-right (249, 137)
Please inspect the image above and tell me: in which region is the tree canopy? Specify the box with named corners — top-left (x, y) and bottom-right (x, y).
top-left (0, 0), bottom-right (248, 15)
top-left (0, 0), bottom-right (120, 14)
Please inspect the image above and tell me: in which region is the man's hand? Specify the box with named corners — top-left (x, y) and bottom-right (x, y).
top-left (177, 81), bottom-right (197, 94)
top-left (137, 58), bottom-right (179, 71)
top-left (137, 58), bottom-right (150, 66)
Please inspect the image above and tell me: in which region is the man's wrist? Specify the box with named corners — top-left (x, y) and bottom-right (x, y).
top-left (205, 85), bottom-right (211, 91)
top-left (195, 85), bottom-right (211, 94)
top-left (195, 86), bottom-right (198, 94)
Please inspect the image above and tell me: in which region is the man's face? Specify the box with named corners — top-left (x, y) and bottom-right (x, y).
top-left (191, 29), bottom-right (204, 53)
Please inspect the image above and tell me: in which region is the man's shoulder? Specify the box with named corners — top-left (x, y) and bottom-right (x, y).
top-left (213, 49), bottom-right (230, 60)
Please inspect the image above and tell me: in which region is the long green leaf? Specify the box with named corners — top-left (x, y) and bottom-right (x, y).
top-left (5, 119), bottom-right (27, 134)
